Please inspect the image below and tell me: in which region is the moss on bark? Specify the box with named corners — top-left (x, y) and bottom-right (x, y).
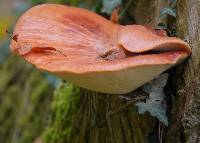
top-left (42, 83), bottom-right (80, 143)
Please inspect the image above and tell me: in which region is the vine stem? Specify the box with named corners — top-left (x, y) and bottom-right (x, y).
top-left (107, 95), bottom-right (146, 116)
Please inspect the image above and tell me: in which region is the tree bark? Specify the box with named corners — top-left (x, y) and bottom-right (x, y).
top-left (165, 0), bottom-right (200, 142)
top-left (67, 89), bottom-right (155, 143)
top-left (128, 0), bottom-right (168, 26)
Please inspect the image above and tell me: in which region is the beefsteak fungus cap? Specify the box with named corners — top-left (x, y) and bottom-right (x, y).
top-left (10, 4), bottom-right (191, 94)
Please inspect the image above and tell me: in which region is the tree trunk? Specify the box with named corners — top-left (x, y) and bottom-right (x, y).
top-left (165, 0), bottom-right (200, 142)
top-left (70, 89), bottom-right (155, 143)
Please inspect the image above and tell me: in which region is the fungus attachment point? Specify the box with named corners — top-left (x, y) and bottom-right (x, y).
top-left (10, 4), bottom-right (191, 94)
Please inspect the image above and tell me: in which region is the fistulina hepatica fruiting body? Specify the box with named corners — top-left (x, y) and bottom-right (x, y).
top-left (10, 4), bottom-right (191, 94)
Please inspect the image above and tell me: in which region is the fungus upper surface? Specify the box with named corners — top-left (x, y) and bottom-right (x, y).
top-left (10, 4), bottom-right (191, 93)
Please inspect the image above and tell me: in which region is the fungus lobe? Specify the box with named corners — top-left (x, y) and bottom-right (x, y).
top-left (10, 4), bottom-right (191, 94)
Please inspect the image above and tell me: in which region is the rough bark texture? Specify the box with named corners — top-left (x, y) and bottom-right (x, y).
top-left (128, 0), bottom-right (168, 26)
top-left (166, 0), bottom-right (200, 142)
top-left (70, 91), bottom-right (149, 143)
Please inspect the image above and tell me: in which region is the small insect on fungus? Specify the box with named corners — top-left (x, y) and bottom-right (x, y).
top-left (6, 29), bottom-right (18, 42)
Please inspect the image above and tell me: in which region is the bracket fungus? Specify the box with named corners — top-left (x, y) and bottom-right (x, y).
top-left (10, 4), bottom-right (191, 94)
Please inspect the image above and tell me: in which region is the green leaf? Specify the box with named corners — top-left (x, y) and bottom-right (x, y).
top-left (30, 0), bottom-right (47, 5)
top-left (160, 7), bottom-right (176, 18)
top-left (136, 100), bottom-right (168, 126)
top-left (136, 74), bottom-right (169, 126)
top-left (94, 0), bottom-right (103, 13)
top-left (101, 0), bottom-right (122, 14)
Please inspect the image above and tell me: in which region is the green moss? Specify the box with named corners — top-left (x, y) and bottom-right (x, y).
top-left (0, 55), bottom-right (53, 143)
top-left (42, 83), bottom-right (80, 143)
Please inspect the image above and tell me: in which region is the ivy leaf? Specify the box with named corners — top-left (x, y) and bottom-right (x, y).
top-left (142, 73), bottom-right (168, 93)
top-left (136, 74), bottom-right (169, 126)
top-left (135, 100), bottom-right (168, 126)
top-left (160, 7), bottom-right (176, 18)
top-left (101, 0), bottom-right (122, 14)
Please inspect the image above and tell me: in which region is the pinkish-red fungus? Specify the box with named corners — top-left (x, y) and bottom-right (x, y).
top-left (10, 4), bottom-right (191, 94)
